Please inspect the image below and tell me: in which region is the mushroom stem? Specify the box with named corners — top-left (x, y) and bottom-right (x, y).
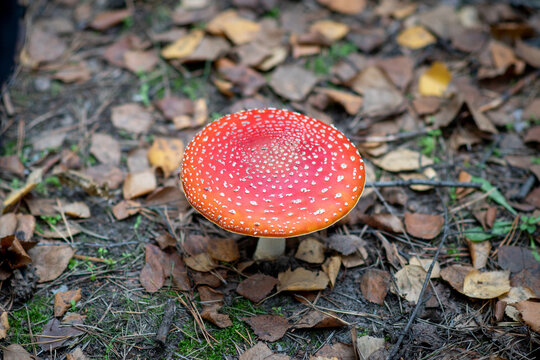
top-left (253, 237), bottom-right (285, 260)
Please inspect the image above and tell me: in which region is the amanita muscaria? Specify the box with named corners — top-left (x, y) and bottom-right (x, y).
top-left (181, 108), bottom-right (365, 259)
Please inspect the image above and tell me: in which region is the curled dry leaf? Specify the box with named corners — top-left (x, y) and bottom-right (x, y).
top-left (199, 286), bottom-right (232, 328)
top-left (147, 138), bottom-right (184, 178)
top-left (3, 168), bottom-right (43, 212)
top-left (360, 268), bottom-right (391, 305)
top-left (391, 265), bottom-right (428, 303)
top-left (359, 213), bottom-right (404, 233)
top-left (295, 238), bottom-right (325, 264)
top-left (356, 336), bottom-right (386, 360)
top-left (467, 239), bottom-right (491, 269)
top-left (404, 212), bottom-right (444, 239)
top-left (242, 315), bottom-right (290, 341)
top-left (463, 270), bottom-right (511, 299)
top-left (322, 255), bottom-right (341, 287)
top-left (325, 234), bottom-right (366, 256)
top-left (54, 289), bottom-right (81, 317)
top-left (236, 273), bottom-right (278, 302)
top-left (140, 244), bottom-right (165, 293)
top-left (512, 300), bottom-right (540, 332)
top-left (28, 243), bottom-right (74, 282)
top-left (294, 310), bottom-right (347, 329)
top-left (277, 267), bottom-right (329, 292)
top-left (112, 200), bottom-right (140, 220)
top-left (499, 287), bottom-right (535, 321)
top-left (59, 202), bottom-right (91, 219)
top-left (122, 169), bottom-right (157, 199)
top-left (161, 29), bottom-right (204, 59)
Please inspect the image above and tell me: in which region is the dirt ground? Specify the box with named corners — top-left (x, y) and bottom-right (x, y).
top-left (1, 0), bottom-right (540, 359)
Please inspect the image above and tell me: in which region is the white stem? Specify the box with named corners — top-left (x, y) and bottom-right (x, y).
top-left (253, 237), bottom-right (285, 260)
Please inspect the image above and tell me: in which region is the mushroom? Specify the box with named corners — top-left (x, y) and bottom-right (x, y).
top-left (181, 108), bottom-right (365, 260)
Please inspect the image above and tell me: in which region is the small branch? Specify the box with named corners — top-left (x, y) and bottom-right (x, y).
top-left (365, 180), bottom-right (482, 188)
top-left (155, 298), bottom-right (176, 345)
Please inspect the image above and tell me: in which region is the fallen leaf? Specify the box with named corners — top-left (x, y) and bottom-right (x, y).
top-left (237, 273), bottom-right (278, 302)
top-left (0, 312), bottom-right (9, 339)
top-left (371, 149), bottom-right (434, 172)
top-left (347, 26), bottom-right (386, 53)
top-left (161, 29), bottom-right (204, 59)
top-left (222, 17), bottom-right (260, 45)
top-left (310, 20), bottom-right (349, 42)
top-left (28, 242), bottom-right (74, 282)
top-left (164, 251), bottom-right (191, 291)
top-left (294, 310), bottom-right (347, 329)
top-left (82, 164), bottom-right (124, 190)
top-left (123, 50), bottom-right (159, 73)
top-left (377, 55), bottom-right (414, 90)
top-left (155, 96), bottom-right (193, 122)
top-left (315, 88), bottom-right (363, 115)
top-left (277, 267), bottom-right (329, 292)
top-left (192, 269), bottom-right (227, 287)
top-left (391, 265), bottom-right (428, 303)
top-left (242, 315), bottom-right (289, 341)
top-left (184, 253), bottom-right (216, 272)
top-left (325, 234), bottom-right (367, 255)
top-left (3, 344), bottom-right (33, 360)
top-left (404, 212), bottom-right (444, 239)
top-left (467, 239), bottom-right (491, 269)
top-left (499, 287), bottom-right (535, 321)
top-left (315, 342), bottom-right (355, 359)
top-left (317, 0), bottom-right (366, 14)
top-left (90, 133), bottom-right (121, 166)
top-left (341, 249), bottom-right (368, 268)
top-left (182, 36), bottom-right (230, 62)
top-left (408, 257), bottom-right (440, 278)
top-left (269, 65), bottom-right (318, 102)
top-left (3, 169), bottom-right (43, 212)
top-left (140, 244), bottom-right (165, 293)
top-left (413, 97), bottom-right (441, 115)
top-left (463, 270), bottom-right (510, 299)
top-left (26, 29), bottom-right (67, 65)
top-left (440, 264), bottom-right (474, 294)
top-left (515, 40), bottom-right (540, 68)
top-left (356, 336), bottom-right (386, 360)
top-left (54, 289), bottom-right (81, 317)
top-left (0, 213), bottom-right (17, 238)
top-left (497, 246), bottom-right (540, 274)
top-left (513, 300), bottom-right (540, 332)
top-left (0, 155), bottom-right (25, 177)
top-left (122, 169), bottom-right (157, 199)
top-left (217, 60), bottom-right (267, 97)
top-left (38, 314), bottom-right (84, 352)
top-left (397, 25), bottom-right (436, 49)
top-left (111, 103), bottom-right (153, 134)
top-left (90, 9), bottom-right (132, 31)
top-left (147, 138), bottom-right (184, 178)
top-left (199, 286), bottom-right (232, 328)
top-left (418, 4), bottom-right (461, 40)
top-left (295, 238), bottom-right (325, 264)
top-left (206, 237), bottom-right (239, 262)
top-left (360, 269), bottom-right (391, 305)
top-left (66, 347), bottom-right (88, 360)
top-left (52, 62), bottom-right (91, 83)
top-left (59, 202), bottom-right (91, 219)
top-left (240, 341), bottom-right (289, 360)
top-left (155, 232), bottom-right (176, 249)
top-left (322, 256), bottom-right (341, 287)
top-left (419, 62), bottom-right (452, 97)
top-left (358, 214), bottom-right (404, 233)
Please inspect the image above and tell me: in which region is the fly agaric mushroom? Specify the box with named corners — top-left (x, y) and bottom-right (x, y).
top-left (181, 108), bottom-right (365, 259)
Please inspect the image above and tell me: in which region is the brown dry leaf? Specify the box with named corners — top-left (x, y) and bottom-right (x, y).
top-left (83, 165), bottom-right (124, 191)
top-left (145, 186), bottom-right (191, 218)
top-left (31, 130), bottom-right (67, 151)
top-left (466, 102), bottom-right (498, 134)
top-left (359, 214), bottom-right (404, 233)
top-left (59, 202), bottom-right (90, 219)
top-left (523, 98), bottom-right (540, 122)
top-left (26, 29), bottom-right (67, 65)
top-left (1, 236), bottom-right (32, 270)
top-left (404, 212), bottom-right (444, 239)
top-left (216, 60), bottom-right (266, 97)
top-left (90, 133), bottom-right (121, 166)
top-left (317, 0), bottom-right (366, 14)
top-left (155, 96), bottom-right (194, 121)
top-left (122, 169), bottom-right (157, 199)
top-left (0, 155), bottom-right (25, 177)
top-left (192, 269), bottom-right (227, 287)
top-left (349, 66), bottom-right (393, 94)
top-left (315, 342), bottom-right (355, 359)
top-left (315, 88), bottom-right (363, 115)
top-left (326, 234), bottom-right (366, 256)
top-left (409, 257), bottom-right (441, 278)
top-left (90, 9), bottom-right (132, 31)
top-left (242, 315), bottom-right (290, 341)
top-left (524, 125), bottom-right (540, 144)
top-left (277, 267), bottom-right (329, 292)
top-left (397, 25), bottom-right (436, 49)
top-left (360, 269), bottom-right (391, 305)
top-left (0, 312), bottom-right (9, 339)
top-left (371, 149), bottom-right (434, 172)
top-left (127, 148), bottom-right (150, 173)
top-left (322, 256), bottom-right (341, 287)
top-left (111, 103), bottom-right (153, 134)
top-left (377, 56), bottom-right (414, 90)
top-left (123, 50), bottom-right (159, 73)
top-left (295, 238), bottom-right (325, 264)
top-left (206, 9), bottom-right (237, 35)
top-left (419, 62), bottom-right (452, 97)
top-left (413, 97), bottom-right (441, 115)
top-left (310, 20), bottom-right (349, 42)
top-left (391, 265), bottom-right (428, 303)
top-left (164, 251), bottom-right (191, 291)
top-left (12, 214), bottom-right (34, 242)
top-left (399, 167), bottom-right (438, 191)
top-left (237, 273), bottom-right (278, 302)
top-left (515, 40), bottom-right (540, 68)
top-left (28, 243), bottom-right (74, 282)
top-left (66, 347), bottom-right (88, 360)
top-left (38, 314), bottom-right (84, 352)
top-left (184, 253), bottom-right (216, 272)
top-left (3, 168), bottom-right (43, 213)
top-left (3, 344), bottom-right (33, 360)
top-left (451, 28), bottom-right (487, 53)
top-left (54, 289), bottom-right (81, 317)
top-left (0, 213), bottom-right (17, 238)
top-left (342, 249), bottom-right (368, 268)
top-left (206, 237), bottom-right (239, 262)
top-left (467, 240), bottom-right (491, 269)
top-left (463, 270), bottom-right (511, 299)
top-left (155, 233), bottom-right (176, 249)
top-left (419, 4), bottom-right (461, 40)
top-left (269, 65), bottom-right (318, 102)
top-left (498, 246), bottom-right (540, 274)
top-left (513, 300), bottom-right (540, 332)
top-left (140, 244), bottom-right (165, 293)
top-left (182, 36), bottom-right (230, 62)
top-left (240, 341), bottom-right (289, 360)
top-left (356, 336), bottom-right (386, 360)
top-left (199, 286), bottom-right (232, 328)
top-left (294, 310), bottom-right (347, 329)
top-left (161, 29), bottom-right (204, 59)
top-left (440, 264), bottom-right (474, 294)
top-left (490, 40), bottom-right (524, 74)
top-left (52, 62), bottom-right (91, 83)
top-left (499, 287), bottom-right (535, 321)
top-left (147, 138), bottom-right (184, 178)
top-left (222, 18), bottom-right (260, 45)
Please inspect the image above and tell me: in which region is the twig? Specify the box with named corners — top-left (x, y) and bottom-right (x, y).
top-left (386, 189), bottom-right (449, 360)
top-left (366, 180), bottom-right (482, 188)
top-left (155, 298), bottom-right (176, 345)
top-left (73, 254), bottom-right (110, 263)
top-left (25, 305), bottom-right (38, 358)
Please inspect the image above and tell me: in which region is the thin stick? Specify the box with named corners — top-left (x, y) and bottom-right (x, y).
top-left (155, 298), bottom-right (176, 345)
top-left (25, 305), bottom-right (38, 357)
top-left (366, 180), bottom-right (482, 189)
top-left (386, 189), bottom-right (449, 360)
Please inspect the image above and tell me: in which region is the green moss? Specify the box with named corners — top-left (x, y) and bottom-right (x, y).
top-left (9, 296), bottom-right (52, 344)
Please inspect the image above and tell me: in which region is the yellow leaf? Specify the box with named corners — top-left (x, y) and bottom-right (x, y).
top-left (147, 138), bottom-right (185, 178)
top-left (397, 25), bottom-right (436, 49)
top-left (161, 29), bottom-right (204, 59)
top-left (222, 18), bottom-right (260, 45)
top-left (418, 62), bottom-right (452, 97)
top-left (463, 270), bottom-right (511, 299)
top-left (277, 267), bottom-right (329, 292)
top-left (310, 20), bottom-right (350, 42)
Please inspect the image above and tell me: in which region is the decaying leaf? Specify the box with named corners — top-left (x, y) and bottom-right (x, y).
top-left (161, 29), bottom-right (204, 59)
top-left (2, 344), bottom-right (33, 359)
top-left (28, 243), bottom-right (74, 282)
top-left (38, 314), bottom-right (84, 352)
top-left (440, 264), bottom-right (474, 294)
top-left (111, 103), bottom-right (153, 134)
top-left (371, 149), bottom-right (434, 172)
top-left (184, 253), bottom-right (216, 272)
top-left (463, 270), bottom-right (511, 299)
top-left (199, 286), bottom-right (232, 328)
top-left (467, 239), bottom-right (491, 269)
top-left (147, 138), bottom-right (184, 178)
top-left (3, 168), bottom-right (43, 212)
top-left (513, 300), bottom-right (540, 332)
top-left (206, 237), bottom-right (239, 262)
top-left (90, 133), bottom-right (121, 166)
top-left (0, 312), bottom-right (9, 339)
top-left (409, 257), bottom-right (440, 278)
top-left (236, 273), bottom-right (278, 302)
top-left (54, 289), bottom-right (81, 317)
top-left (122, 169), bottom-right (157, 199)
top-left (277, 267), bottom-right (329, 292)
top-left (360, 269), bottom-right (391, 305)
top-left (404, 212), bottom-right (444, 239)
top-left (240, 341), bottom-right (290, 360)
top-left (242, 315), bottom-right (290, 341)
top-left (322, 255), bottom-right (341, 287)
top-left (391, 265), bottom-right (428, 303)
top-left (295, 238), bottom-right (325, 264)
top-left (90, 9), bottom-right (132, 31)
top-left (269, 65), bottom-right (318, 102)
top-left (317, 0), bottom-right (366, 14)
top-left (356, 336), bottom-right (386, 360)
top-left (294, 310), bottom-right (347, 329)
top-left (140, 244), bottom-right (165, 293)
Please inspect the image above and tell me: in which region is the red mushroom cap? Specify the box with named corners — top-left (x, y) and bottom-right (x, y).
top-left (181, 108), bottom-right (365, 237)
